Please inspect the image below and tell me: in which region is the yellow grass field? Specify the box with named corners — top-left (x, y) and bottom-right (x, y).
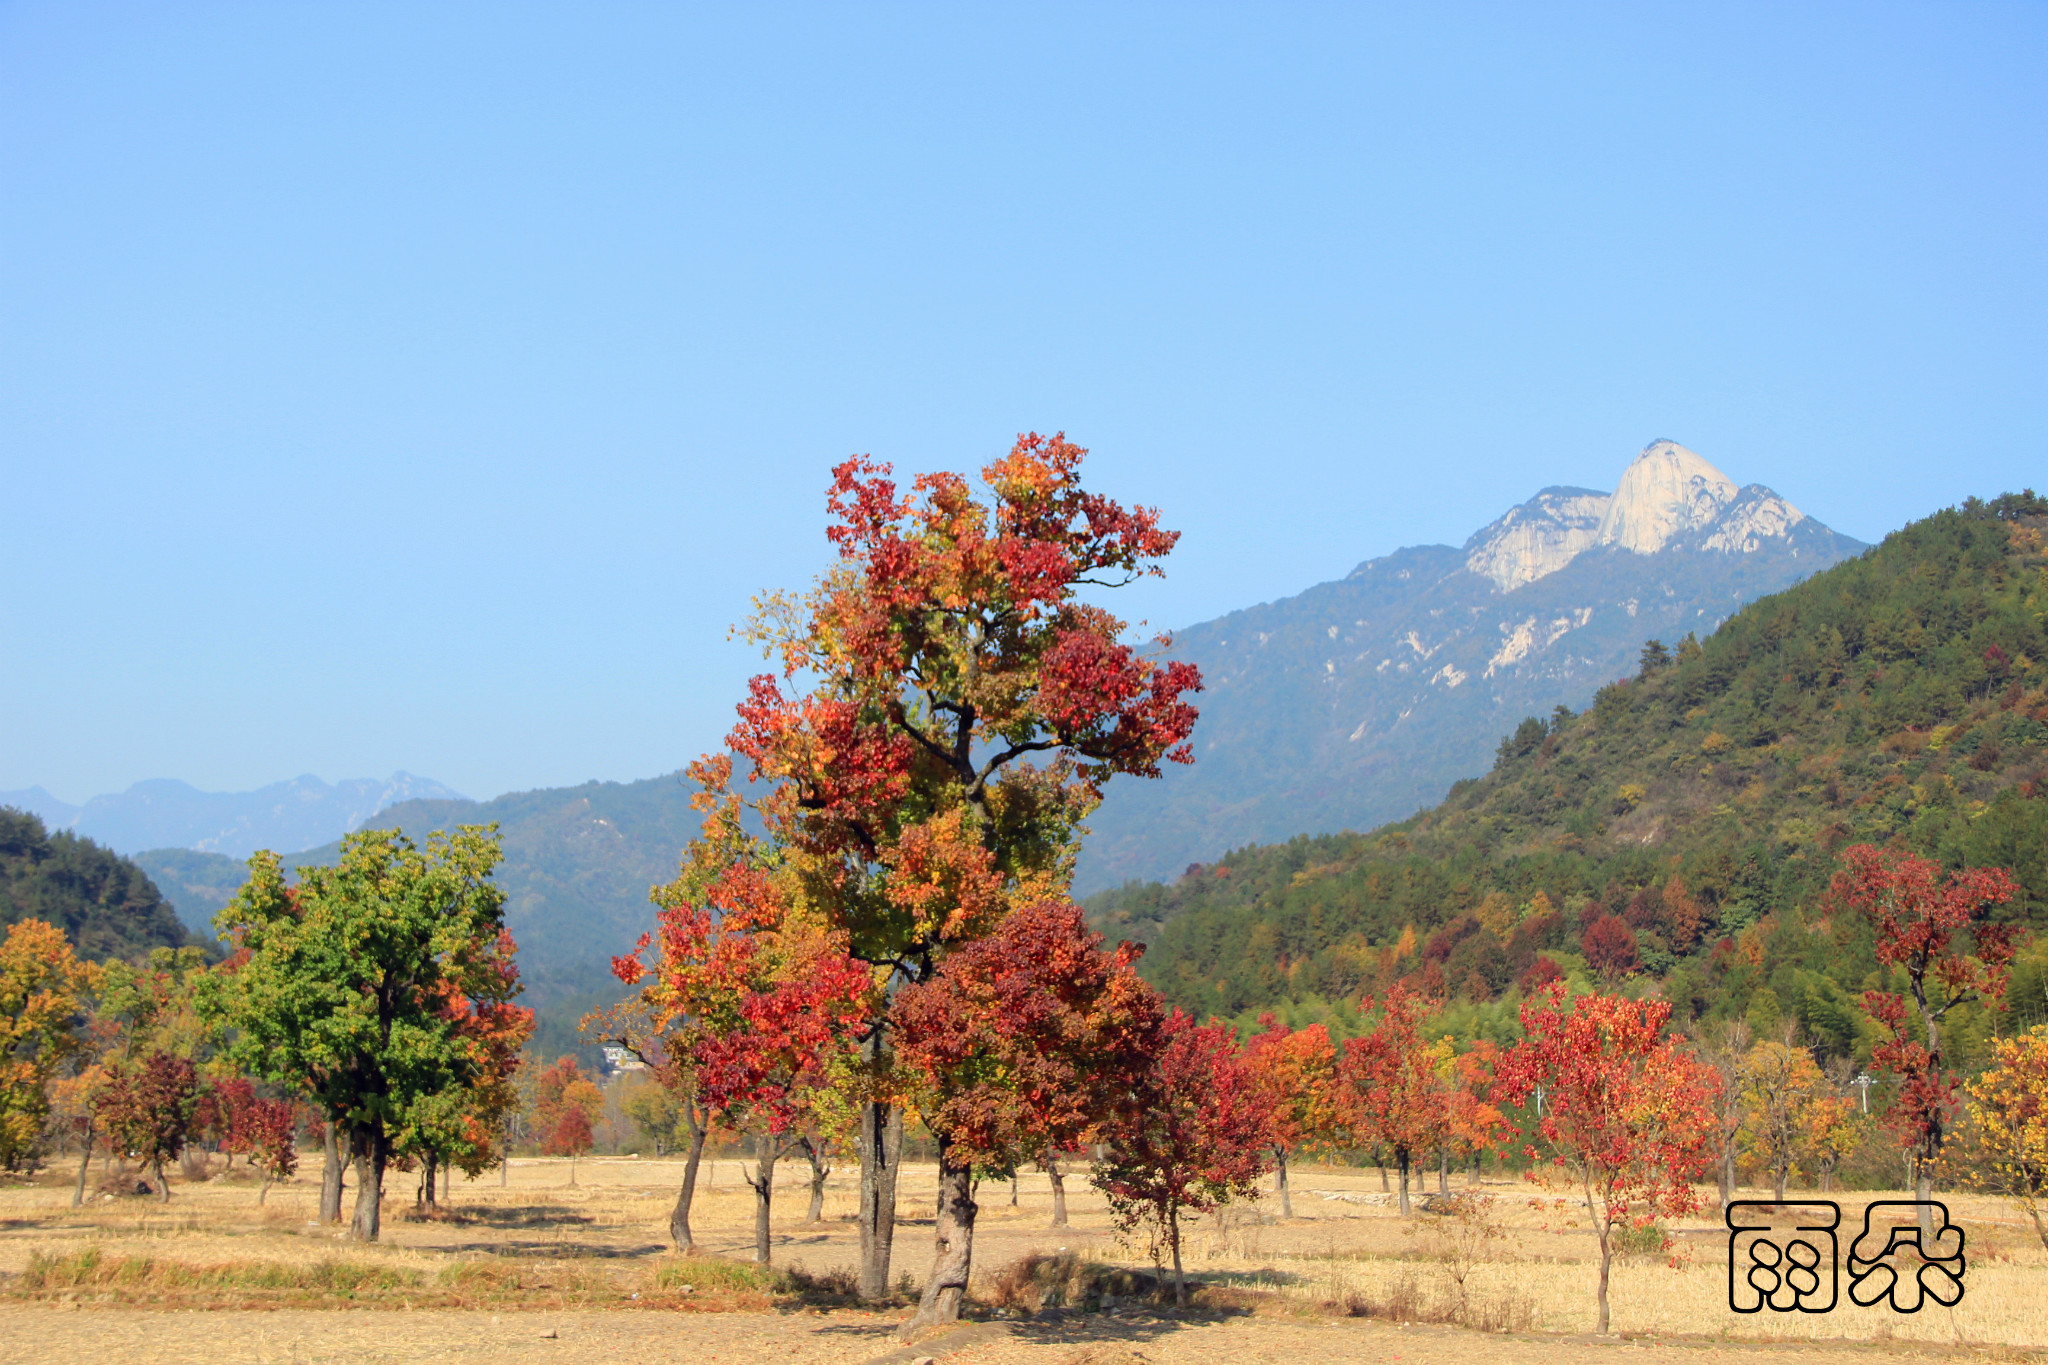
top-left (1, 1153), bottom-right (2043, 1364)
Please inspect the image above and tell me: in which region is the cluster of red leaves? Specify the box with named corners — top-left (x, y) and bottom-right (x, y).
top-left (1092, 1011), bottom-right (1274, 1241)
top-left (613, 862), bottom-right (872, 1135)
top-left (891, 901), bottom-right (1161, 1168)
top-left (1337, 985), bottom-right (1452, 1168)
top-left (1494, 985), bottom-right (1719, 1228)
top-left (97, 1051), bottom-right (202, 1174)
top-left (1828, 844), bottom-right (2021, 1159)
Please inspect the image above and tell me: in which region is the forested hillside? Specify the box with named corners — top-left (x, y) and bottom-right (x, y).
top-left (1088, 494), bottom-right (2048, 1063)
top-left (0, 808), bottom-right (205, 960)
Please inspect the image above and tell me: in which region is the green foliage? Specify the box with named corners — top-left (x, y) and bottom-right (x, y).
top-left (1089, 499), bottom-right (2048, 1040)
top-left (0, 809), bottom-right (201, 961)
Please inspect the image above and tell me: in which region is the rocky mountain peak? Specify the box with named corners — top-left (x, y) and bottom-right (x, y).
top-left (1461, 440), bottom-right (1819, 592)
top-left (1595, 439), bottom-right (1740, 554)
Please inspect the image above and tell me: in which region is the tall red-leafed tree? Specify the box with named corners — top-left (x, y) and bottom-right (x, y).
top-left (1829, 844), bottom-right (2020, 1233)
top-left (891, 900), bottom-right (1162, 1330)
top-left (1494, 985), bottom-right (1719, 1335)
top-left (1243, 1015), bottom-right (1339, 1218)
top-left (1336, 985), bottom-right (1450, 1216)
top-left (711, 433), bottom-right (1201, 1298)
top-left (1092, 1011), bottom-right (1273, 1306)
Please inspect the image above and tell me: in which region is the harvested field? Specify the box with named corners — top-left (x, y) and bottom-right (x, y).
top-left (1, 1154), bottom-right (2043, 1362)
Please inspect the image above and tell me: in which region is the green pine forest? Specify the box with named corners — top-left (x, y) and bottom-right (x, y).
top-left (0, 809), bottom-right (206, 962)
top-left (1086, 494), bottom-right (2048, 1073)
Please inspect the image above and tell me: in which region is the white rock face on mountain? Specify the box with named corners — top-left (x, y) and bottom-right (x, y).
top-left (1463, 488), bottom-right (1611, 590)
top-left (1702, 485), bottom-right (1808, 553)
top-left (1462, 440), bottom-right (1808, 593)
top-left (1596, 439), bottom-right (1738, 552)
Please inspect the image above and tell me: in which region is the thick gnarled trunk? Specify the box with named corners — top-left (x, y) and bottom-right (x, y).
top-left (349, 1125), bottom-right (387, 1242)
top-left (857, 1099), bottom-right (902, 1301)
top-left (905, 1140), bottom-right (977, 1332)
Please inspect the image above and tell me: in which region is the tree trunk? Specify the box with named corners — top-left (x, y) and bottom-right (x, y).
top-left (2029, 1203), bottom-right (2047, 1251)
top-left (259, 1175), bottom-right (271, 1205)
top-left (669, 1109), bottom-right (708, 1253)
top-left (1009, 1174), bottom-right (1018, 1207)
top-left (349, 1127), bottom-right (386, 1242)
top-left (1438, 1149), bottom-right (1450, 1195)
top-left (1915, 1157), bottom-right (1936, 1241)
top-left (1395, 1148), bottom-right (1412, 1217)
top-left (422, 1151), bottom-right (438, 1208)
top-left (744, 1132), bottom-right (783, 1264)
top-left (567, 1152), bottom-right (576, 1187)
top-left (1596, 1227), bottom-right (1612, 1334)
top-left (1774, 1163), bottom-right (1787, 1204)
top-left (152, 1156), bottom-right (169, 1202)
top-left (1045, 1153), bottom-right (1068, 1227)
top-left (442, 1158), bottom-right (451, 1202)
top-left (1718, 1145), bottom-right (1735, 1210)
top-left (905, 1138), bottom-right (978, 1332)
top-left (1168, 1201), bottom-right (1187, 1305)
top-left (857, 1098), bottom-right (903, 1301)
top-left (72, 1121), bottom-right (93, 1207)
top-left (1276, 1145), bottom-right (1292, 1218)
top-left (321, 1120), bottom-right (344, 1224)
top-left (802, 1136), bottom-right (830, 1225)
top-left (1378, 1150), bottom-right (1390, 1191)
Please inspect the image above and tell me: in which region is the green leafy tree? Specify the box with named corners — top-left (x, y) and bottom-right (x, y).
top-left (203, 826), bottom-right (522, 1241)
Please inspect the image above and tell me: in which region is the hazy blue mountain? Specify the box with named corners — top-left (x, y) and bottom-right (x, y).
top-left (0, 786), bottom-right (81, 829)
top-left (62, 771), bottom-right (467, 858)
top-left (1074, 441), bottom-right (1867, 894)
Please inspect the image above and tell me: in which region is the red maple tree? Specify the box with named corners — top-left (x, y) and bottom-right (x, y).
top-left (1336, 984), bottom-right (1450, 1215)
top-left (1092, 1011), bottom-right (1273, 1305)
top-left (1494, 985), bottom-right (1719, 1334)
top-left (1828, 844), bottom-right (2021, 1223)
top-left (891, 900), bottom-right (1162, 1328)
top-left (1243, 1015), bottom-right (1339, 1217)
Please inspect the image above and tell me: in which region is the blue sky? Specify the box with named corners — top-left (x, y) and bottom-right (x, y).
top-left (5, 2), bottom-right (2044, 803)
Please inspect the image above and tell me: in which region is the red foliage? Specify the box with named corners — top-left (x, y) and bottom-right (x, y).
top-left (1336, 985), bottom-right (1448, 1202)
top-left (1518, 955), bottom-right (1565, 992)
top-left (1580, 915), bottom-right (1640, 979)
top-left (1827, 844), bottom-right (2022, 1172)
top-left (1242, 1015), bottom-right (1340, 1159)
top-left (542, 1105), bottom-right (594, 1159)
top-left (1494, 985), bottom-right (1719, 1333)
top-left (892, 901), bottom-right (1161, 1167)
top-left (97, 1052), bottom-right (203, 1192)
top-left (1092, 1011), bottom-right (1273, 1302)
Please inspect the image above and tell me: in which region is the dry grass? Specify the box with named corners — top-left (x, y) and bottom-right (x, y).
top-left (3, 1155), bottom-right (2046, 1351)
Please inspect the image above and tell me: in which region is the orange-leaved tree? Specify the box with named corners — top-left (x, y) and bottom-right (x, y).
top-left (708, 432), bottom-right (1201, 1298)
top-left (1092, 1012), bottom-right (1273, 1306)
top-left (1494, 985), bottom-right (1719, 1335)
top-left (891, 900), bottom-right (1162, 1330)
top-left (1828, 844), bottom-right (2021, 1232)
top-left (0, 919), bottom-right (98, 1172)
top-left (1337, 984), bottom-right (1450, 1216)
top-left (1243, 1015), bottom-right (1339, 1217)
top-left (530, 1056), bottom-right (604, 1184)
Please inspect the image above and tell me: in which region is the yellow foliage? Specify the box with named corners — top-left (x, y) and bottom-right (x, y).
top-left (0, 920), bottom-right (99, 1167)
top-left (1966, 1026), bottom-right (2048, 1247)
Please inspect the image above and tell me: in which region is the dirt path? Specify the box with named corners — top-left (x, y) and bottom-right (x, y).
top-left (0, 1305), bottom-right (2016, 1365)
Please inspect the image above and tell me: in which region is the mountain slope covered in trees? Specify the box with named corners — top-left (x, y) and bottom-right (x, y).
top-left (1077, 440), bottom-right (1864, 892)
top-left (0, 809), bottom-right (206, 960)
top-left (1088, 494), bottom-right (2048, 1065)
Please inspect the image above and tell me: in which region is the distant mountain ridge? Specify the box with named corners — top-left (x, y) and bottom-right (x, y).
top-left (0, 771), bottom-right (467, 859)
top-left (1074, 440), bottom-right (1866, 893)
